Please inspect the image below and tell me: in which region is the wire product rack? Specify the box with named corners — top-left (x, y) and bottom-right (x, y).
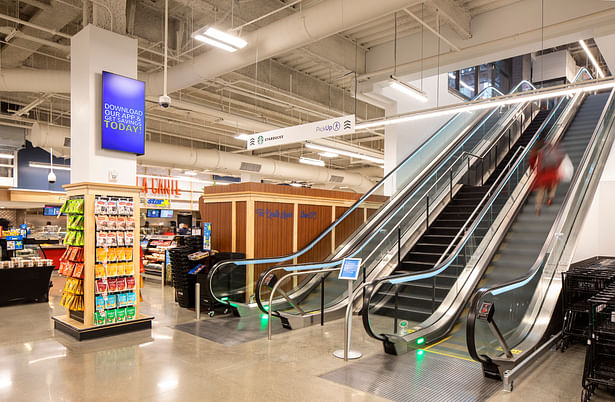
top-left (559, 261), bottom-right (615, 352)
top-left (581, 282), bottom-right (615, 401)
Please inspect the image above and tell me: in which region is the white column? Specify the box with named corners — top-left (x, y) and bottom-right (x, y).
top-left (70, 24), bottom-right (138, 185)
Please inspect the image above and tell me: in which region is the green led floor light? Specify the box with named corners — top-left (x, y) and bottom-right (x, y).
top-left (417, 337), bottom-right (425, 345)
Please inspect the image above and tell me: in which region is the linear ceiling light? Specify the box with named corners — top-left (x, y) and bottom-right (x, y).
top-left (234, 134), bottom-right (250, 141)
top-left (319, 151), bottom-right (339, 158)
top-left (579, 40), bottom-right (605, 79)
top-left (306, 143), bottom-right (384, 164)
top-left (356, 78), bottom-right (615, 130)
top-left (193, 27), bottom-right (247, 53)
top-left (29, 161), bottom-right (70, 171)
top-left (389, 75), bottom-right (428, 103)
top-left (299, 157), bottom-right (325, 167)
top-left (0, 152), bottom-right (14, 159)
top-left (183, 170), bottom-right (197, 176)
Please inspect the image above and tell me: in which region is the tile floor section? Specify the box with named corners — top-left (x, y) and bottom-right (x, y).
top-left (0, 272), bottom-right (611, 401)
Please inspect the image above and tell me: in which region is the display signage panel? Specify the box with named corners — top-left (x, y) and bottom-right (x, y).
top-left (338, 258), bottom-right (361, 281)
top-left (101, 71), bottom-right (145, 154)
top-left (246, 115), bottom-right (355, 150)
top-left (203, 223), bottom-right (211, 251)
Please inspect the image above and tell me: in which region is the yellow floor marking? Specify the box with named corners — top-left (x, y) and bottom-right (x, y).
top-left (423, 348), bottom-right (476, 363)
top-left (423, 336), bottom-right (452, 350)
top-left (433, 341), bottom-right (468, 353)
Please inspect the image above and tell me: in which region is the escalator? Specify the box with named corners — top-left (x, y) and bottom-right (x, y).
top-left (206, 83), bottom-right (537, 326)
top-left (360, 71), bottom-right (614, 376)
top-left (465, 87), bottom-right (615, 387)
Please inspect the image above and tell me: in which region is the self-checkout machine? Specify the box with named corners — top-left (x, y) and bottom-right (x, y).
top-left (333, 257), bottom-right (362, 360)
top-left (51, 25), bottom-right (154, 340)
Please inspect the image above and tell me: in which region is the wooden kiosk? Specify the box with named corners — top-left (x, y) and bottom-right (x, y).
top-left (199, 183), bottom-right (385, 298)
top-left (52, 183), bottom-right (153, 340)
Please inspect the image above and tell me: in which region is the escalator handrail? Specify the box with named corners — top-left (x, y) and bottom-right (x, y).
top-left (206, 85), bottom-right (519, 303)
top-left (253, 96), bottom-right (537, 315)
top-left (359, 95), bottom-right (567, 340)
top-left (466, 86), bottom-right (615, 366)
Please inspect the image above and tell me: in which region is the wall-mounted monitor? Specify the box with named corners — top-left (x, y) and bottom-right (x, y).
top-left (101, 71), bottom-right (145, 154)
top-left (160, 209), bottom-right (173, 218)
top-left (43, 206), bottom-right (61, 216)
top-left (146, 209), bottom-right (160, 218)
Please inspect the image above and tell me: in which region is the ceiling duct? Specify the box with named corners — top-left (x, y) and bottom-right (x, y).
top-left (26, 123), bottom-right (375, 192)
top-left (240, 162), bottom-right (262, 173)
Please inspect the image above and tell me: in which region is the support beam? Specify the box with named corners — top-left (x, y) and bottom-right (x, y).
top-left (428, 0), bottom-right (471, 39)
top-left (402, 8), bottom-right (460, 52)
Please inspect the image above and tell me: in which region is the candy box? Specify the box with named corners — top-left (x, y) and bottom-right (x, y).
top-left (116, 307), bottom-right (126, 322)
top-left (117, 293), bottom-right (128, 307)
top-left (95, 311), bottom-right (105, 325)
top-left (105, 309), bottom-right (116, 324)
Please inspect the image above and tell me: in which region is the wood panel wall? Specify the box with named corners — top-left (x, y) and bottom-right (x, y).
top-left (253, 201), bottom-right (295, 285)
top-left (200, 202), bottom-right (233, 252)
top-left (334, 207), bottom-right (366, 248)
top-left (235, 201), bottom-right (246, 254)
top-left (297, 204), bottom-right (333, 264)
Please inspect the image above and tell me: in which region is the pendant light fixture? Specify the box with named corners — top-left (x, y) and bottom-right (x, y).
top-left (192, 27), bottom-right (247, 52)
top-left (47, 148), bottom-right (56, 183)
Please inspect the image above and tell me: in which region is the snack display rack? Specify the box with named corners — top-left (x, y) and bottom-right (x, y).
top-left (52, 183), bottom-right (153, 340)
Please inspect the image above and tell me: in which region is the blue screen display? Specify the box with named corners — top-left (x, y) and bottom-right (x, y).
top-left (101, 71), bottom-right (145, 154)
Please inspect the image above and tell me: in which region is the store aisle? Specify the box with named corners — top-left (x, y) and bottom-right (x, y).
top-left (0, 273), bottom-right (608, 401)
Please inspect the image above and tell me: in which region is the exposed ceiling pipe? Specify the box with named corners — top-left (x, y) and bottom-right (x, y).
top-left (27, 123), bottom-right (376, 192)
top-left (142, 0), bottom-right (421, 96)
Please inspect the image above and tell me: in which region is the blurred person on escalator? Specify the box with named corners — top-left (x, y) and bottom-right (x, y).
top-left (530, 141), bottom-right (564, 215)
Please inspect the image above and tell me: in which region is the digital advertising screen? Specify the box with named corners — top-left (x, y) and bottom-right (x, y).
top-left (160, 209), bottom-right (173, 218)
top-left (101, 71), bottom-right (145, 154)
top-left (146, 209), bottom-right (160, 218)
top-left (43, 206), bottom-right (61, 216)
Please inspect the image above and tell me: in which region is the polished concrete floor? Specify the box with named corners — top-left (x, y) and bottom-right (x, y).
top-left (0, 273), bottom-right (611, 401)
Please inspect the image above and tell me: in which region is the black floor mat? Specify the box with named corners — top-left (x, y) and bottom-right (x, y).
top-left (173, 315), bottom-right (288, 346)
top-left (320, 349), bottom-right (501, 402)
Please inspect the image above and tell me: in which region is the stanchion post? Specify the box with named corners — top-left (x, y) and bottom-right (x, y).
top-left (196, 282), bottom-right (200, 320)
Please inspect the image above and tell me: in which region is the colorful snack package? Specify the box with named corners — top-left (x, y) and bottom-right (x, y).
top-left (94, 198), bottom-right (107, 215)
top-left (64, 263), bottom-right (75, 277)
top-left (115, 247), bottom-right (125, 261)
top-left (116, 216), bottom-right (126, 230)
top-left (107, 199), bottom-right (118, 215)
top-left (96, 231), bottom-right (107, 247)
top-left (107, 248), bottom-right (117, 262)
top-left (96, 248), bottom-right (107, 264)
top-left (126, 200), bottom-right (134, 216)
top-left (95, 215), bottom-right (106, 230)
top-left (117, 293), bottom-right (128, 307)
top-left (107, 232), bottom-right (117, 247)
top-left (126, 306), bottom-right (136, 320)
top-left (107, 263), bottom-right (117, 277)
top-left (116, 277), bottom-right (126, 291)
top-left (58, 261), bottom-right (70, 276)
top-left (108, 277), bottom-right (118, 292)
top-left (72, 263), bottom-right (84, 279)
top-left (105, 309), bottom-right (116, 324)
top-left (116, 307), bottom-right (126, 322)
top-left (124, 262), bottom-right (134, 275)
top-left (95, 295), bottom-right (105, 312)
top-left (108, 215), bottom-right (116, 230)
top-left (116, 262), bottom-right (125, 276)
top-left (127, 292), bottom-right (137, 306)
top-left (124, 247), bottom-right (133, 261)
top-left (126, 217), bottom-right (135, 230)
top-left (96, 278), bottom-right (107, 293)
top-left (116, 231), bottom-right (125, 247)
top-left (117, 200), bottom-right (127, 215)
top-left (95, 264), bottom-right (106, 278)
top-left (126, 276), bottom-right (136, 290)
top-left (105, 294), bottom-right (116, 309)
top-left (124, 232), bottom-right (134, 246)
top-left (94, 311), bottom-right (105, 325)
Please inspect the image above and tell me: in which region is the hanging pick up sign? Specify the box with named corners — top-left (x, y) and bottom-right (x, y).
top-left (246, 115), bottom-right (355, 150)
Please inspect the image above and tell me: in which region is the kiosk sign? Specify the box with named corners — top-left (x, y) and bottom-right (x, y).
top-left (338, 258), bottom-right (361, 281)
top-left (101, 71), bottom-right (146, 154)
